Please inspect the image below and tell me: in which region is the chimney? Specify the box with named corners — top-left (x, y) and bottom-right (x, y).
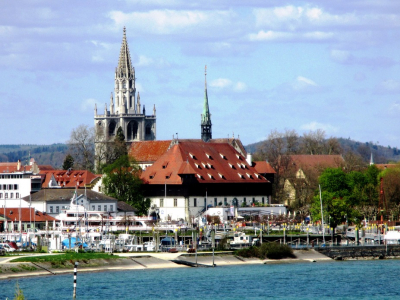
top-left (246, 153), bottom-right (252, 166)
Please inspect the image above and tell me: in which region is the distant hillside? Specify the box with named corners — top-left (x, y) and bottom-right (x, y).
top-left (0, 144), bottom-right (68, 169)
top-left (245, 138), bottom-right (400, 164)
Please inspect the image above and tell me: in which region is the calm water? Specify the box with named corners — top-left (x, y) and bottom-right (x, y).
top-left (1, 260), bottom-right (400, 300)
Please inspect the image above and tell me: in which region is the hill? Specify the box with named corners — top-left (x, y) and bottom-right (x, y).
top-left (0, 144), bottom-right (68, 169)
top-left (245, 138), bottom-right (400, 164)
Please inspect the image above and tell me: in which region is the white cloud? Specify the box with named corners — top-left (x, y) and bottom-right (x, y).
top-left (300, 121), bottom-right (339, 133)
top-left (375, 79), bottom-right (400, 94)
top-left (81, 98), bottom-right (98, 112)
top-left (210, 78), bottom-right (232, 88)
top-left (108, 9), bottom-right (235, 36)
top-left (234, 82), bottom-right (247, 92)
top-left (292, 76), bottom-right (318, 91)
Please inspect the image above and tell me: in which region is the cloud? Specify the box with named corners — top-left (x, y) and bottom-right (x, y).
top-left (234, 82), bottom-right (247, 92)
top-left (81, 98), bottom-right (98, 112)
top-left (375, 79), bottom-right (400, 94)
top-left (210, 78), bottom-right (232, 88)
top-left (249, 5), bottom-right (400, 48)
top-left (300, 121), bottom-right (339, 134)
top-left (209, 78), bottom-right (247, 92)
top-left (108, 9), bottom-right (236, 36)
top-left (330, 49), bottom-right (397, 68)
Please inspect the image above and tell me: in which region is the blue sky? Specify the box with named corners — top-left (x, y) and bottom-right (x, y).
top-left (1, 0), bottom-right (399, 148)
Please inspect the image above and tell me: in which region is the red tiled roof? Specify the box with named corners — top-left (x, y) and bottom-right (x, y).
top-left (142, 141), bottom-right (268, 185)
top-left (0, 162), bottom-right (54, 174)
top-left (39, 170), bottom-right (101, 188)
top-left (129, 138), bottom-right (247, 164)
top-left (129, 140), bottom-right (172, 163)
top-left (288, 155), bottom-right (343, 170)
top-left (253, 161), bottom-right (276, 174)
top-left (0, 207), bottom-right (58, 222)
top-left (375, 164), bottom-right (399, 170)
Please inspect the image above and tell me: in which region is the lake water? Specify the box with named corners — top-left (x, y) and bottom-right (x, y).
top-left (1, 259), bottom-right (400, 299)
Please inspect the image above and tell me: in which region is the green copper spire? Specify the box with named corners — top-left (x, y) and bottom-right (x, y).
top-left (201, 65), bottom-right (212, 142)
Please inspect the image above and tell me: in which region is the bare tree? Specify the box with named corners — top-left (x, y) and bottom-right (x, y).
top-left (67, 124), bottom-right (95, 171)
top-left (256, 129), bottom-right (299, 203)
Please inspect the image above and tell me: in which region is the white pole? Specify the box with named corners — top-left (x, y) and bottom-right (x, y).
top-left (319, 184), bottom-right (325, 244)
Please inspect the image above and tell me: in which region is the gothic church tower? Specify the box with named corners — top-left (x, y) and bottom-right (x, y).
top-left (94, 28), bottom-right (156, 153)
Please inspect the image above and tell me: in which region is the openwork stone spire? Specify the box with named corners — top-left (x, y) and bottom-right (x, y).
top-left (116, 27), bottom-right (134, 79)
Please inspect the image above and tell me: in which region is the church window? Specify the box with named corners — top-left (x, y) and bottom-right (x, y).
top-left (109, 121), bottom-right (116, 136)
top-left (146, 125), bottom-right (151, 135)
top-left (127, 120), bottom-right (138, 140)
top-left (122, 81), bottom-right (126, 88)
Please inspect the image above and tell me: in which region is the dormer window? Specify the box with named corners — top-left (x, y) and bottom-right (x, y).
top-left (208, 173), bottom-right (214, 179)
top-left (195, 163), bottom-right (201, 169)
top-left (238, 173), bottom-right (245, 179)
top-left (165, 172), bottom-right (172, 179)
top-left (219, 153), bottom-right (227, 159)
top-left (162, 162), bottom-right (169, 169)
top-left (206, 153), bottom-right (213, 160)
top-left (149, 172), bottom-right (156, 179)
top-left (218, 173), bottom-right (225, 179)
top-left (189, 153), bottom-right (196, 160)
top-left (229, 163), bottom-right (235, 169)
top-left (246, 173), bottom-right (253, 179)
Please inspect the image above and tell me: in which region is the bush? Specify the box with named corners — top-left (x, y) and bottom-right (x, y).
top-left (259, 243), bottom-right (295, 259)
top-left (234, 242), bottom-right (295, 260)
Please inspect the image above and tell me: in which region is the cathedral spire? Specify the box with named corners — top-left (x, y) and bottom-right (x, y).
top-left (201, 65), bottom-right (212, 142)
top-left (116, 27), bottom-right (134, 79)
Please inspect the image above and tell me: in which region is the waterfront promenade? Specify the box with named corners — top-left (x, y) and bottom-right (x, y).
top-left (0, 250), bottom-right (331, 280)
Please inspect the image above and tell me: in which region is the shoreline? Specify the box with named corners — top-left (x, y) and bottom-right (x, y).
top-left (0, 250), bottom-right (331, 280)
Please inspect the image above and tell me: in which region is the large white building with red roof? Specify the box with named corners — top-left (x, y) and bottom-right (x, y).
top-left (141, 140), bottom-right (273, 222)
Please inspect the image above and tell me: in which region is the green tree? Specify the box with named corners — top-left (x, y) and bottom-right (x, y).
top-left (311, 168), bottom-right (362, 231)
top-left (102, 155), bottom-right (150, 216)
top-left (62, 154), bottom-right (74, 170)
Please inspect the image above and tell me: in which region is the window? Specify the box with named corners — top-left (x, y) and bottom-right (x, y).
top-left (10, 193), bottom-right (13, 198)
top-left (5, 193), bottom-right (8, 199)
top-left (110, 205), bottom-right (114, 212)
top-left (16, 193), bottom-right (19, 198)
top-left (252, 197), bottom-right (255, 203)
top-left (160, 199), bottom-right (164, 207)
top-left (104, 205), bottom-right (107, 211)
top-left (204, 198), bottom-right (206, 207)
top-left (98, 205), bottom-right (101, 211)
top-left (14, 184), bottom-right (18, 190)
top-left (214, 198), bottom-right (217, 206)
top-left (262, 197), bottom-right (265, 204)
top-left (224, 198), bottom-right (228, 206)
top-left (2, 185), bottom-right (6, 190)
top-left (50, 206), bottom-right (53, 213)
top-left (0, 193), bottom-right (2, 199)
top-left (243, 197), bottom-right (246, 205)
top-left (92, 205), bottom-right (95, 210)
top-left (56, 206), bottom-right (60, 213)
top-left (174, 199), bottom-right (177, 207)
top-left (194, 198), bottom-right (197, 207)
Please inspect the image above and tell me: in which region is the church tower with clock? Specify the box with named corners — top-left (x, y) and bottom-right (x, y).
top-left (94, 27), bottom-right (156, 154)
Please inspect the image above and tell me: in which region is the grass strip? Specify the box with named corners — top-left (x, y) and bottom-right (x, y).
top-left (10, 253), bottom-right (122, 264)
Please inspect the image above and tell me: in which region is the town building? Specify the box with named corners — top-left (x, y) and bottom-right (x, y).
top-left (0, 207), bottom-right (58, 232)
top-left (282, 154), bottom-right (344, 205)
top-left (141, 140), bottom-right (272, 223)
top-left (94, 27), bottom-right (156, 162)
top-left (39, 169), bottom-right (102, 190)
top-left (0, 160), bottom-right (52, 209)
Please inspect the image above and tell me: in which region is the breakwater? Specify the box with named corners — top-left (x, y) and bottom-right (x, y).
top-left (317, 245), bottom-right (400, 260)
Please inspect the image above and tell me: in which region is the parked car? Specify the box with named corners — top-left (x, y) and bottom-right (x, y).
top-left (0, 243), bottom-right (15, 252)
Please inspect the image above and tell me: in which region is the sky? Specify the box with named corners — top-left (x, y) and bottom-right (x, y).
top-left (0, 0), bottom-right (399, 148)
